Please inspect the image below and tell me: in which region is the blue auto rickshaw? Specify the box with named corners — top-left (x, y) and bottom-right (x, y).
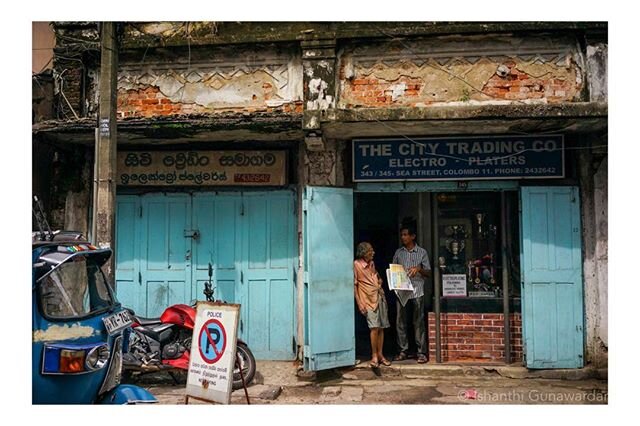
top-left (32, 229), bottom-right (157, 404)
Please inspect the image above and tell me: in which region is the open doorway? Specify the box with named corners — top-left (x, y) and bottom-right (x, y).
top-left (354, 192), bottom-right (430, 360)
top-left (354, 190), bottom-right (522, 364)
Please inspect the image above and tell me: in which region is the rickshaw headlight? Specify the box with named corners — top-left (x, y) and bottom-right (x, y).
top-left (85, 344), bottom-right (110, 371)
top-left (42, 343), bottom-right (110, 375)
top-left (99, 335), bottom-right (123, 396)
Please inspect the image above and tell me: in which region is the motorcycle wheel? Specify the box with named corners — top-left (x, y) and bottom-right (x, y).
top-left (232, 343), bottom-right (256, 390)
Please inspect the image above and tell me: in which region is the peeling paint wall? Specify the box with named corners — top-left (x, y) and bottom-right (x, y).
top-left (124, 22), bottom-right (221, 44)
top-left (579, 147), bottom-right (608, 368)
top-left (586, 43), bottom-right (608, 102)
top-left (116, 44), bottom-right (303, 118)
top-left (304, 59), bottom-right (336, 111)
top-left (594, 156), bottom-right (608, 355)
top-left (63, 149), bottom-right (91, 237)
top-left (304, 140), bottom-right (338, 186)
top-left (33, 323), bottom-right (100, 342)
top-left (338, 35), bottom-right (585, 108)
top-left (39, 146), bottom-right (92, 233)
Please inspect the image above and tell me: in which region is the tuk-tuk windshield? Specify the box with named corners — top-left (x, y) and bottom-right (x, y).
top-left (38, 255), bottom-right (116, 319)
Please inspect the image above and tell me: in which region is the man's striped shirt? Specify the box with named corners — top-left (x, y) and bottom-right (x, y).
top-left (392, 244), bottom-right (431, 299)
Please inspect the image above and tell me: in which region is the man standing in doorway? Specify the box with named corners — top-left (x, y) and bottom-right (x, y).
top-left (354, 242), bottom-right (392, 368)
top-left (393, 222), bottom-right (431, 363)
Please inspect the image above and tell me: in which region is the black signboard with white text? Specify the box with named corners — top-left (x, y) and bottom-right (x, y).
top-left (352, 135), bottom-right (564, 182)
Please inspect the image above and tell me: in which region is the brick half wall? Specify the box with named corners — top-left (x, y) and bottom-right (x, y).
top-left (428, 312), bottom-right (523, 363)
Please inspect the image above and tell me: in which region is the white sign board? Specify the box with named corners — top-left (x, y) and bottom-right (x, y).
top-left (442, 274), bottom-right (467, 297)
top-left (186, 302), bottom-right (240, 404)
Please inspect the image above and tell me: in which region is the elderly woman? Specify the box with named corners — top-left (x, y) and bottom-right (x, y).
top-left (354, 242), bottom-right (391, 368)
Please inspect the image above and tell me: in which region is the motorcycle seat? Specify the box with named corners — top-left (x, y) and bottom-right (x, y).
top-left (134, 316), bottom-right (163, 327)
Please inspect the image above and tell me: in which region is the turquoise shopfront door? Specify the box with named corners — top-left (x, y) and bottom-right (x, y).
top-left (520, 186), bottom-right (584, 368)
top-left (191, 191), bottom-right (297, 359)
top-left (115, 194), bottom-right (192, 317)
top-left (115, 190), bottom-right (297, 360)
top-left (240, 192), bottom-right (297, 359)
top-left (303, 186), bottom-right (355, 371)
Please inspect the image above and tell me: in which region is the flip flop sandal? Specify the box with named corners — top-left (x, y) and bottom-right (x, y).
top-left (417, 354), bottom-right (428, 364)
top-left (380, 359), bottom-right (392, 366)
top-left (369, 360), bottom-right (380, 368)
top-left (393, 352), bottom-right (408, 361)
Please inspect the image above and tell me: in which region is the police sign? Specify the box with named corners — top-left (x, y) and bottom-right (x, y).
top-left (352, 135), bottom-right (564, 182)
top-left (186, 302), bottom-right (240, 405)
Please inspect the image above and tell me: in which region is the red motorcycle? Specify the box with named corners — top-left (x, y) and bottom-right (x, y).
top-left (123, 264), bottom-right (256, 390)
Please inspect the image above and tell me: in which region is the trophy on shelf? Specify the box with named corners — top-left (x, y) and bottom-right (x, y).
top-left (444, 225), bottom-right (466, 261)
top-left (448, 240), bottom-right (464, 260)
top-left (442, 224), bottom-right (467, 274)
top-left (476, 213), bottom-right (485, 238)
top-left (489, 224), bottom-right (498, 239)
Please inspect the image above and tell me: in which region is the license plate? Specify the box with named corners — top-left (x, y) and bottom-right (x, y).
top-left (102, 310), bottom-right (133, 335)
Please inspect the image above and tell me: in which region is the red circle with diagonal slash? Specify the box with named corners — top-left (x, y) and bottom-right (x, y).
top-left (198, 319), bottom-right (227, 364)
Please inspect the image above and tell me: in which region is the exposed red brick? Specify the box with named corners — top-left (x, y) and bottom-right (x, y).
top-left (482, 314), bottom-right (501, 320)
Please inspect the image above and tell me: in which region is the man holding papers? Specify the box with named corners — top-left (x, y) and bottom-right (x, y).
top-left (392, 222), bottom-right (432, 364)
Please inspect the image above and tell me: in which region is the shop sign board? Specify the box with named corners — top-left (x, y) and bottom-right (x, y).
top-left (442, 274), bottom-right (467, 297)
top-left (353, 135), bottom-right (564, 182)
top-left (185, 302), bottom-right (240, 405)
top-left (118, 150), bottom-right (287, 186)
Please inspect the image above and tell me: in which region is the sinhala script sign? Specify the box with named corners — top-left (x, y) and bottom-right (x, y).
top-left (118, 150), bottom-right (287, 186)
top-left (186, 302), bottom-right (240, 405)
top-left (353, 135), bottom-right (564, 182)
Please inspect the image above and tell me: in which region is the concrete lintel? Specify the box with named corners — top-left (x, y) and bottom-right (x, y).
top-left (301, 39), bottom-right (337, 60)
top-left (315, 102), bottom-right (608, 123)
top-left (33, 113), bottom-right (304, 145)
top-left (314, 103), bottom-right (607, 138)
top-left (118, 22), bottom-right (607, 49)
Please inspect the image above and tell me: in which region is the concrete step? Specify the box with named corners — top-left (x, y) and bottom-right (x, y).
top-left (348, 361), bottom-right (607, 381)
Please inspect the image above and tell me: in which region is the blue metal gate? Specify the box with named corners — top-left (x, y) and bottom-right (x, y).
top-left (520, 186), bottom-right (584, 368)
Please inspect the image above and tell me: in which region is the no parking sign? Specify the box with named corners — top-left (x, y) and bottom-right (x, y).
top-left (186, 302), bottom-right (240, 404)
top-left (198, 319), bottom-right (227, 364)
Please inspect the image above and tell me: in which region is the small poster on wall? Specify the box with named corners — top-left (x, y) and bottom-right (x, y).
top-left (443, 274), bottom-right (467, 297)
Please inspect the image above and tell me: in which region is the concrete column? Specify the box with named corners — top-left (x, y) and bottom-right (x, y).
top-left (297, 40), bottom-right (338, 362)
top-left (586, 38), bottom-right (608, 103)
top-left (593, 155), bottom-right (608, 365)
top-left (301, 39), bottom-right (337, 149)
top-left (94, 22), bottom-right (118, 281)
top-left (578, 141), bottom-right (608, 368)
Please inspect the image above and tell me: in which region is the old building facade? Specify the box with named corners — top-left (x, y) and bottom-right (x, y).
top-left (32, 22), bottom-right (608, 370)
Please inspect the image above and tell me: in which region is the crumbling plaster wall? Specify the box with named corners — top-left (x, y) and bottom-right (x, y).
top-left (116, 43), bottom-right (304, 118)
top-left (33, 143), bottom-right (92, 236)
top-left (338, 34), bottom-right (586, 108)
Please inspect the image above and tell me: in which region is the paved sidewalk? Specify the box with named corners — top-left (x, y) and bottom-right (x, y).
top-left (133, 360), bottom-right (608, 405)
